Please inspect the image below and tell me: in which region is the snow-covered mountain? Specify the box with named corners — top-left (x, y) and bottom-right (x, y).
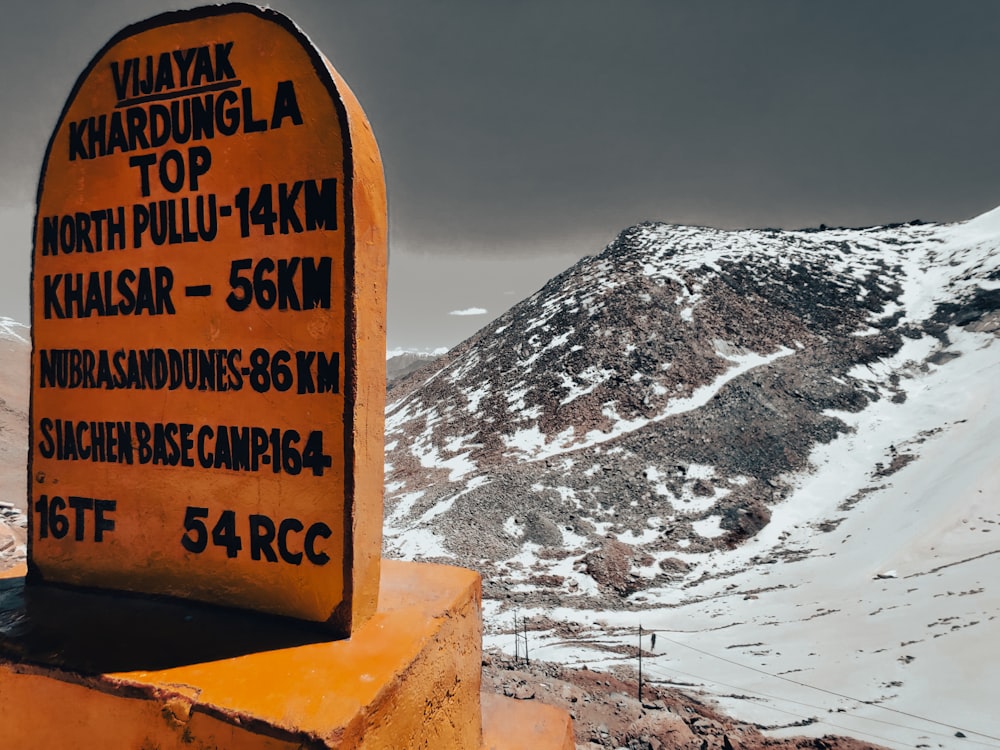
top-left (384, 211), bottom-right (1000, 748)
top-left (386, 348), bottom-right (445, 388)
top-left (0, 317), bottom-right (29, 568)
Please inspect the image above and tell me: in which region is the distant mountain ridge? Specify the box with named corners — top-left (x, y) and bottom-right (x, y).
top-left (0, 316), bottom-right (29, 566)
top-left (0, 317), bottom-right (28, 345)
top-left (383, 210), bottom-right (1000, 606)
top-left (386, 349), bottom-right (443, 388)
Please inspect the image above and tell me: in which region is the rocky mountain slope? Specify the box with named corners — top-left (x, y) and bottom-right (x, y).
top-left (383, 213), bottom-right (1000, 601)
top-left (384, 211), bottom-right (1000, 748)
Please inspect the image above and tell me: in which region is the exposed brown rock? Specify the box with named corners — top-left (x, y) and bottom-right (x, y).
top-left (583, 540), bottom-right (640, 596)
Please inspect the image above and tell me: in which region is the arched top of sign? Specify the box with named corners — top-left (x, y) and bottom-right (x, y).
top-left (29, 4), bottom-right (387, 633)
top-left (36, 4), bottom-right (356, 221)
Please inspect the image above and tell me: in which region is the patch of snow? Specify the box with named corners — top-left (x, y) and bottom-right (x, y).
top-left (517, 404), bottom-right (543, 422)
top-left (691, 516), bottom-right (725, 538)
top-left (503, 516), bottom-right (520, 539)
top-left (386, 527), bottom-right (453, 559)
top-left (464, 383), bottom-right (490, 414)
top-left (506, 383), bottom-right (530, 411)
top-left (386, 490), bottom-right (425, 524)
top-left (416, 444), bottom-right (477, 482)
top-left (618, 527), bottom-right (659, 545)
top-left (414, 476), bottom-right (489, 525)
top-left (845, 333), bottom-right (939, 385)
top-left (686, 463), bottom-right (716, 480)
top-left (559, 365), bottom-right (616, 405)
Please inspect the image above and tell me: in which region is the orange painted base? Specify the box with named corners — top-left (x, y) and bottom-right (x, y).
top-left (0, 560), bottom-right (574, 749)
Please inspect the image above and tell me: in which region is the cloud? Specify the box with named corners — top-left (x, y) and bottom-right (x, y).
top-left (448, 307), bottom-right (487, 316)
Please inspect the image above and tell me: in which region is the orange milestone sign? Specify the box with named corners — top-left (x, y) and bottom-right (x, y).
top-left (29, 4), bottom-right (387, 632)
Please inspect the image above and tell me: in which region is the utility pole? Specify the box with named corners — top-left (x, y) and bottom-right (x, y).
top-left (638, 624), bottom-right (643, 702)
top-left (523, 615), bottom-right (530, 665)
top-left (514, 611), bottom-right (519, 663)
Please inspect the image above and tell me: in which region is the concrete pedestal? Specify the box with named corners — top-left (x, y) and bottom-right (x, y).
top-left (0, 560), bottom-right (573, 749)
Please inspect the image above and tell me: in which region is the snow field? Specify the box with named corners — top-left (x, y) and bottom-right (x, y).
top-left (484, 327), bottom-right (1000, 750)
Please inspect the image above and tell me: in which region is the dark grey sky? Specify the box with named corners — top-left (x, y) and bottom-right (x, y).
top-left (3, 1), bottom-right (1000, 349)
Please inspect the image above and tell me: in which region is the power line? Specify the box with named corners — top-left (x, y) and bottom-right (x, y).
top-left (645, 667), bottom-right (907, 750)
top-left (501, 622), bottom-right (1000, 746)
top-left (524, 632), bottom-right (995, 748)
top-left (647, 631), bottom-right (1000, 744)
top-left (639, 658), bottom-right (1000, 750)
